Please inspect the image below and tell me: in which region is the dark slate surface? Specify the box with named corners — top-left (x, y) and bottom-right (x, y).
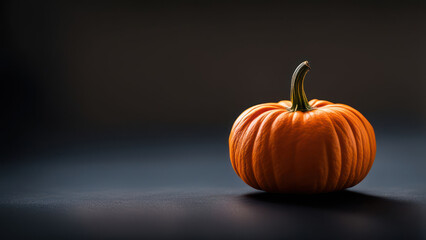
top-left (1, 131), bottom-right (425, 239)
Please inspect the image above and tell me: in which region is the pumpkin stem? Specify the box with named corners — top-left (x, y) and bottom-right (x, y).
top-left (289, 61), bottom-right (313, 112)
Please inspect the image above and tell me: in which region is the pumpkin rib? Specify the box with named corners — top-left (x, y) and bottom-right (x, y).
top-left (280, 111), bottom-right (301, 192)
top-left (302, 111), bottom-right (328, 192)
top-left (238, 126), bottom-right (259, 188)
top-left (231, 105), bottom-right (262, 131)
top-left (340, 109), bottom-right (367, 188)
top-left (231, 104), bottom-right (288, 189)
top-left (278, 100), bottom-right (291, 108)
top-left (232, 104), bottom-right (279, 132)
top-left (320, 110), bottom-right (344, 192)
top-left (327, 107), bottom-right (360, 190)
top-left (310, 99), bottom-right (333, 108)
top-left (308, 99), bottom-right (319, 106)
top-left (323, 107), bottom-right (355, 191)
top-left (362, 123), bottom-right (375, 179)
top-left (331, 108), bottom-right (359, 189)
top-left (323, 130), bottom-right (332, 193)
top-left (229, 105), bottom-right (266, 159)
top-left (268, 110), bottom-right (289, 191)
top-left (230, 113), bottom-right (249, 178)
top-left (270, 110), bottom-right (294, 192)
top-left (233, 105), bottom-right (277, 138)
top-left (250, 110), bottom-right (277, 190)
top-left (332, 116), bottom-right (348, 191)
top-left (317, 109), bottom-right (343, 192)
top-left (325, 113), bottom-right (340, 192)
top-left (339, 108), bottom-right (369, 187)
top-left (347, 110), bottom-right (370, 185)
top-left (236, 109), bottom-right (273, 189)
top-left (230, 106), bottom-right (271, 181)
top-left (341, 106), bottom-right (375, 154)
top-left (361, 126), bottom-right (375, 180)
top-left (340, 106), bottom-right (375, 180)
top-left (252, 109), bottom-right (285, 191)
top-left (268, 109), bottom-right (289, 189)
top-left (289, 112), bottom-right (300, 188)
top-left (288, 111), bottom-right (310, 193)
top-left (347, 111), bottom-right (365, 188)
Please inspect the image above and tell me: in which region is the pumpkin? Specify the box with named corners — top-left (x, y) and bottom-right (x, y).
top-left (229, 61), bottom-right (376, 193)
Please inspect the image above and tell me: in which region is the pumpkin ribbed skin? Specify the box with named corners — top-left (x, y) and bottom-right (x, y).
top-left (229, 99), bottom-right (376, 194)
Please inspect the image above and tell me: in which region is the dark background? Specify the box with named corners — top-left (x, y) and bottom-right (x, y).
top-left (2, 0), bottom-right (426, 149)
top-left (1, 0), bottom-right (426, 239)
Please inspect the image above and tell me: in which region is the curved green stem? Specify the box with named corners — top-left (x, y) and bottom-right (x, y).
top-left (289, 61), bottom-right (313, 112)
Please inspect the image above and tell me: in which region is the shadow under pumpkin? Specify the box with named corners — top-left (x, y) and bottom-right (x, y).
top-left (238, 190), bottom-right (423, 239)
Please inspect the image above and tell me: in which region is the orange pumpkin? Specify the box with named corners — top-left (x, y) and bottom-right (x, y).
top-left (229, 61), bottom-right (376, 193)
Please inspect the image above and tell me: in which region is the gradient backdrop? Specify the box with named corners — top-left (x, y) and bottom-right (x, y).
top-left (1, 0), bottom-right (426, 239)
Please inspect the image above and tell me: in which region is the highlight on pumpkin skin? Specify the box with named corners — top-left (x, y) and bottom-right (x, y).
top-left (228, 61), bottom-right (376, 194)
